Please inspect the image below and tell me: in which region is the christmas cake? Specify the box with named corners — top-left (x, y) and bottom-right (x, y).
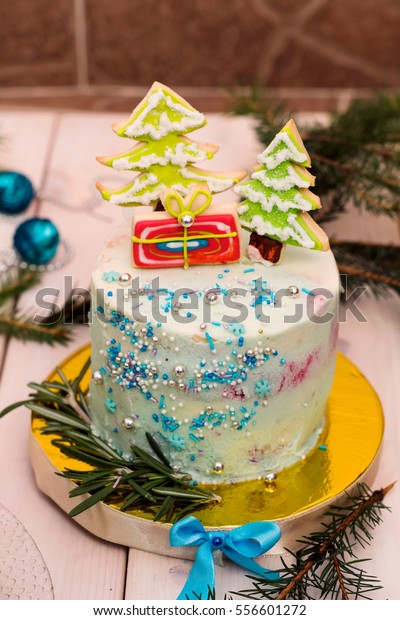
top-left (89, 83), bottom-right (339, 484)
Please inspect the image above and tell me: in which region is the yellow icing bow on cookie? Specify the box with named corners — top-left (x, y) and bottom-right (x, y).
top-left (163, 183), bottom-right (212, 226)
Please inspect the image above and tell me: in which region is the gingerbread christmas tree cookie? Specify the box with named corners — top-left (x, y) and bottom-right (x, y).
top-left (97, 82), bottom-right (246, 207)
top-left (236, 119), bottom-right (329, 263)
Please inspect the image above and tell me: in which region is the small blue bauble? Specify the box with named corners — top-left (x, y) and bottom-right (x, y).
top-left (13, 218), bottom-right (60, 265)
top-left (0, 171), bottom-right (35, 215)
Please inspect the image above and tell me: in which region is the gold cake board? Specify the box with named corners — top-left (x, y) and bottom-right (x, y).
top-left (30, 345), bottom-right (384, 559)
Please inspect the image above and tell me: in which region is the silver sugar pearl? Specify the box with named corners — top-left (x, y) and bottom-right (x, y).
top-left (265, 472), bottom-right (277, 483)
top-left (173, 364), bottom-right (185, 378)
top-left (200, 323), bottom-right (207, 330)
top-left (122, 417), bottom-right (136, 430)
top-left (205, 405), bottom-right (213, 413)
top-left (130, 289), bottom-right (138, 297)
top-left (246, 349), bottom-right (254, 357)
top-left (119, 272), bottom-right (132, 286)
top-left (152, 336), bottom-right (159, 343)
top-left (172, 464), bottom-right (181, 473)
top-left (264, 347), bottom-right (271, 354)
top-left (178, 382), bottom-right (186, 390)
top-left (115, 356), bottom-right (121, 363)
top-left (180, 213), bottom-right (194, 228)
top-left (139, 287), bottom-right (145, 295)
top-left (205, 291), bottom-right (219, 305)
top-left (287, 285), bottom-right (299, 298)
top-left (237, 353), bottom-right (243, 361)
top-left (92, 370), bottom-right (103, 385)
top-left (213, 462), bottom-right (224, 474)
top-left (168, 379), bottom-right (176, 387)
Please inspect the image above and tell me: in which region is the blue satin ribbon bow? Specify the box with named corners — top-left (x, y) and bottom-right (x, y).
top-left (170, 516), bottom-right (281, 600)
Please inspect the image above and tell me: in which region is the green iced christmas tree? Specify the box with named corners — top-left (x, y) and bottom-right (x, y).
top-left (97, 82), bottom-right (245, 207)
top-left (236, 119), bottom-right (329, 261)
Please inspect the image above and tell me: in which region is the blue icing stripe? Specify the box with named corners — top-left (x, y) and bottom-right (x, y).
top-left (156, 239), bottom-right (209, 252)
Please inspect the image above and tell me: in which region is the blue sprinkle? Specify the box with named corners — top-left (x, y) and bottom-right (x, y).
top-left (159, 395), bottom-right (165, 409)
top-left (113, 428), bottom-right (118, 433)
top-left (243, 268), bottom-right (255, 274)
top-left (104, 397), bottom-right (117, 413)
top-left (152, 413), bottom-right (159, 422)
top-left (224, 269), bottom-right (230, 273)
top-left (254, 401), bottom-right (259, 406)
top-left (205, 332), bottom-right (215, 351)
top-left (302, 287), bottom-right (315, 296)
top-left (238, 336), bottom-right (244, 347)
top-left (280, 358), bottom-right (286, 365)
top-left (107, 291), bottom-right (113, 297)
top-left (218, 274), bottom-right (223, 279)
top-left (189, 434), bottom-right (200, 443)
top-left (107, 388), bottom-right (113, 393)
top-left (97, 306), bottom-right (104, 314)
top-left (212, 321), bottom-right (222, 326)
top-left (273, 350), bottom-right (278, 356)
top-left (226, 339), bottom-right (232, 345)
top-left (318, 445), bottom-right (327, 451)
top-left (162, 373), bottom-right (168, 380)
top-left (190, 455), bottom-right (196, 461)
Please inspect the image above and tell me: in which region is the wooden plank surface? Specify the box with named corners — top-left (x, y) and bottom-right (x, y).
top-left (0, 110), bottom-right (128, 600)
top-left (0, 109), bottom-right (399, 600)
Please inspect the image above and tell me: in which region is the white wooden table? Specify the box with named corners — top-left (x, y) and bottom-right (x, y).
top-left (0, 109), bottom-right (399, 600)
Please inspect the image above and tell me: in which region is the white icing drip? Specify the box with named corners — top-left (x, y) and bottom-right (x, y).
top-left (237, 203), bottom-right (248, 214)
top-left (112, 142), bottom-right (206, 171)
top-left (109, 173), bottom-right (161, 205)
top-left (180, 168), bottom-right (234, 192)
top-left (258, 132), bottom-right (307, 170)
top-left (238, 185), bottom-right (313, 212)
top-left (241, 214), bottom-right (315, 249)
top-left (252, 167), bottom-right (310, 191)
top-left (124, 90), bottom-right (205, 140)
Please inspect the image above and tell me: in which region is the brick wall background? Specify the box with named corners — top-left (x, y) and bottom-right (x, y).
top-left (1, 0), bottom-right (399, 112)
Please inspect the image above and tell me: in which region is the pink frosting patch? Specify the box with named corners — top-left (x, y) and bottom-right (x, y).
top-left (223, 386), bottom-right (246, 401)
top-left (329, 318), bottom-right (339, 352)
top-left (278, 349), bottom-right (320, 393)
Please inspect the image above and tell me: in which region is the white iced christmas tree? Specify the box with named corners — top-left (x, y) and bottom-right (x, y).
top-left (97, 82), bottom-right (245, 207)
top-left (236, 119), bottom-right (329, 253)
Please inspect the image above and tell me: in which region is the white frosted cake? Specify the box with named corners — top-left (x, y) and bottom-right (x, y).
top-left (89, 229), bottom-right (339, 484)
top-left (89, 82), bottom-right (339, 485)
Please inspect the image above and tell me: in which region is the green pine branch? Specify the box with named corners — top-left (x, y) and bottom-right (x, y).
top-left (231, 90), bottom-right (400, 296)
top-left (232, 92), bottom-right (400, 220)
top-left (0, 268), bottom-right (80, 345)
top-left (331, 241), bottom-right (400, 297)
top-left (232, 482), bottom-right (394, 600)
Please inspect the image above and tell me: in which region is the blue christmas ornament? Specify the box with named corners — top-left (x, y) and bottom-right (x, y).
top-left (0, 171), bottom-right (35, 215)
top-left (13, 218), bottom-right (60, 265)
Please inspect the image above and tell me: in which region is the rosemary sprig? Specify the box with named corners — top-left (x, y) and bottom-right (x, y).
top-left (0, 357), bottom-right (220, 522)
top-left (233, 482), bottom-right (394, 600)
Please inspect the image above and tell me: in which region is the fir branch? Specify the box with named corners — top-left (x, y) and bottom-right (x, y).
top-left (0, 312), bottom-right (72, 345)
top-left (331, 241), bottom-right (400, 297)
top-left (0, 268), bottom-right (40, 306)
top-left (0, 358), bottom-right (220, 522)
top-left (0, 268), bottom-right (74, 344)
top-left (231, 90), bottom-right (400, 296)
top-left (233, 482), bottom-right (394, 601)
